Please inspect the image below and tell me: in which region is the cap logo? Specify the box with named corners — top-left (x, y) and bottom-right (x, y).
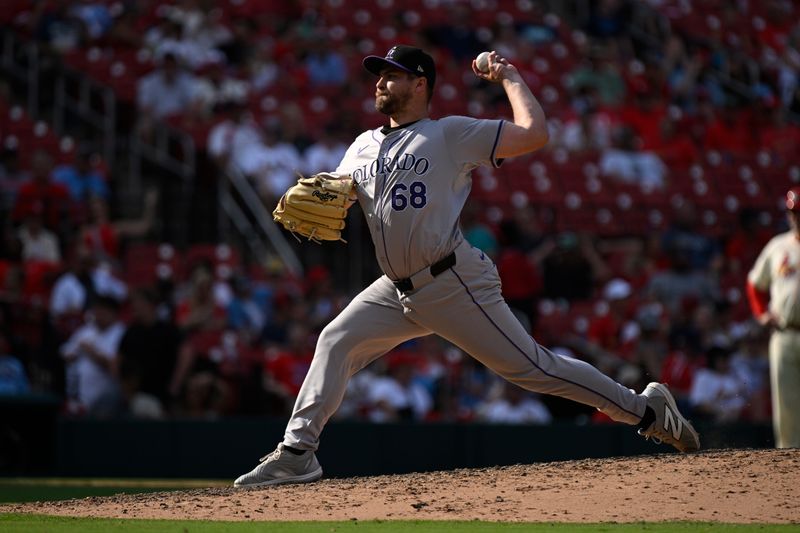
top-left (387, 47), bottom-right (397, 59)
top-left (417, 65), bottom-right (424, 73)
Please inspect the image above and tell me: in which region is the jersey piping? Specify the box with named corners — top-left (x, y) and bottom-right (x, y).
top-left (377, 131), bottom-right (409, 280)
top-left (449, 266), bottom-right (643, 420)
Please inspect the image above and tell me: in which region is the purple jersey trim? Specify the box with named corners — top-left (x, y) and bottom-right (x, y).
top-left (449, 266), bottom-right (642, 421)
top-left (377, 132), bottom-right (407, 280)
top-left (491, 120), bottom-right (505, 168)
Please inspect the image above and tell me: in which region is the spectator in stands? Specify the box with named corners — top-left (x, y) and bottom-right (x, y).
top-left (117, 287), bottom-right (180, 412)
top-left (190, 63), bottom-right (249, 118)
top-left (246, 42), bottom-right (279, 93)
top-left (689, 343), bottom-right (748, 422)
top-left (662, 34), bottom-right (702, 110)
top-left (600, 125), bottom-right (667, 190)
top-left (60, 294), bottom-right (125, 416)
top-left (226, 274), bottom-right (267, 344)
top-left (278, 103), bottom-right (315, 153)
top-left (584, 0), bottom-right (632, 42)
top-left (31, 0), bottom-right (82, 53)
top-left (724, 208), bottom-right (773, 279)
top-left (650, 114), bottom-right (700, 168)
top-left (630, 302), bottom-right (669, 381)
top-left (719, 52), bottom-right (761, 108)
top-left (645, 248), bottom-right (720, 318)
top-left (251, 119), bottom-right (302, 203)
top-left (0, 356), bottom-right (29, 395)
top-left (0, 332), bottom-right (30, 395)
top-left (334, 363), bottom-right (377, 421)
top-left (52, 147), bottom-right (109, 205)
top-left (304, 36), bottom-right (347, 87)
top-left (69, 0), bottom-right (113, 42)
top-left (148, 19), bottom-right (227, 70)
top-left (703, 105), bottom-right (754, 156)
top-left (758, 104), bottom-right (800, 164)
top-left (661, 201), bottom-right (721, 272)
top-left (427, 4), bottom-right (482, 62)
top-left (11, 149), bottom-right (69, 232)
top-left (304, 265), bottom-right (346, 332)
top-left (568, 46), bottom-right (626, 108)
top-left (91, 259), bottom-right (128, 303)
top-left (365, 352), bottom-right (432, 422)
top-left (789, 84), bottom-right (800, 120)
top-left (587, 278), bottom-right (636, 355)
top-left (658, 334), bottom-right (701, 410)
top-left (160, 0), bottom-right (232, 69)
top-left (49, 245), bottom-right (95, 324)
top-left (169, 261), bottom-right (227, 398)
top-left (207, 102), bottom-right (261, 169)
top-left (495, 212), bottom-right (549, 327)
top-left (618, 83), bottom-right (667, 150)
top-left (17, 203), bottom-right (61, 264)
top-left (0, 145), bottom-right (25, 213)
top-left (476, 382), bottom-right (552, 424)
top-left (136, 53), bottom-right (197, 135)
top-left (262, 323), bottom-right (314, 412)
top-left (542, 232), bottom-right (611, 301)
top-left (777, 27), bottom-right (800, 107)
top-left (49, 243), bottom-right (127, 326)
top-left (462, 201), bottom-right (498, 259)
top-left (729, 325), bottom-right (770, 422)
top-left (106, 5), bottom-right (143, 49)
top-left (79, 188), bottom-right (158, 262)
top-left (218, 17), bottom-right (258, 67)
top-left (177, 370), bottom-right (232, 418)
top-left (303, 123), bottom-right (348, 175)
top-left (555, 85), bottom-right (614, 153)
top-left (144, 18), bottom-right (181, 55)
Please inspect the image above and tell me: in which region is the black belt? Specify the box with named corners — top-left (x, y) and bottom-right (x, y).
top-left (393, 252), bottom-right (456, 292)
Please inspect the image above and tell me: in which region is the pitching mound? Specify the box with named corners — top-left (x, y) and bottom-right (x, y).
top-left (5, 449), bottom-right (799, 523)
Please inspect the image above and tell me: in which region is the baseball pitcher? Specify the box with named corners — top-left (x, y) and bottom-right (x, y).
top-left (236, 45), bottom-right (700, 487)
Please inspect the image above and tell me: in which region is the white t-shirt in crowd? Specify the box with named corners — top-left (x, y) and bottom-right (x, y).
top-left (60, 321), bottom-right (126, 410)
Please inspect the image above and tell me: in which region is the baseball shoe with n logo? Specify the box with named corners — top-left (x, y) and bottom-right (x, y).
top-left (638, 382), bottom-right (700, 452)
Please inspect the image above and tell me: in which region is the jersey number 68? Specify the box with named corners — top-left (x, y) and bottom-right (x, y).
top-left (391, 181), bottom-right (427, 211)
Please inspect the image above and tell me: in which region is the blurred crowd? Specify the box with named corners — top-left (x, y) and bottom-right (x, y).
top-left (1, 0), bottom-right (799, 427)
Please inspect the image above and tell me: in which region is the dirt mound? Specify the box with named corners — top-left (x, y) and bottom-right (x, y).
top-left (5, 449), bottom-right (799, 523)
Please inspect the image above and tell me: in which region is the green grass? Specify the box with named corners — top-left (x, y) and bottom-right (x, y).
top-left (1, 515), bottom-right (798, 533)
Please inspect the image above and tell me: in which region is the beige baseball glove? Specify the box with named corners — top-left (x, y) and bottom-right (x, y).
top-left (272, 173), bottom-right (355, 243)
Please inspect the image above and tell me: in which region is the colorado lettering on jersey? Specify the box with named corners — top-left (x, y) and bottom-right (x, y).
top-left (351, 152), bottom-right (430, 183)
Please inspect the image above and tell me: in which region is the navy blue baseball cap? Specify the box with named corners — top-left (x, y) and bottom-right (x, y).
top-left (363, 45), bottom-right (436, 88)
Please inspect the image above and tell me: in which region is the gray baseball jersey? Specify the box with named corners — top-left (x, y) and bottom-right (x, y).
top-left (337, 116), bottom-right (503, 279)
top-left (283, 116), bottom-right (647, 451)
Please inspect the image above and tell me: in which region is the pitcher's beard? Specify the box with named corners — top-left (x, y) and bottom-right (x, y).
top-left (375, 91), bottom-right (411, 116)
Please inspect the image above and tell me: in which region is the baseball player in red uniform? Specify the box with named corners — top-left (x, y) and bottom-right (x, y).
top-left (234, 46), bottom-right (700, 487)
top-left (747, 187), bottom-right (800, 448)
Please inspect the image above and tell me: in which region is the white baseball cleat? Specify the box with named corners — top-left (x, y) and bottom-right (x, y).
top-left (234, 443), bottom-right (323, 487)
top-left (638, 382), bottom-right (701, 453)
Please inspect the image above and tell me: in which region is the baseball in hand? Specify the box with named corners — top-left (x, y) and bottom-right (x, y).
top-left (475, 51), bottom-right (491, 73)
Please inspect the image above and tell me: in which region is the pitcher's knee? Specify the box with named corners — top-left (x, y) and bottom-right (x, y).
top-left (316, 325), bottom-right (354, 362)
top-left (316, 323), bottom-right (378, 373)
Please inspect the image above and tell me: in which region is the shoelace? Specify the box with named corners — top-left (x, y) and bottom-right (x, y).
top-left (637, 426), bottom-right (663, 445)
top-left (259, 446), bottom-right (283, 463)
